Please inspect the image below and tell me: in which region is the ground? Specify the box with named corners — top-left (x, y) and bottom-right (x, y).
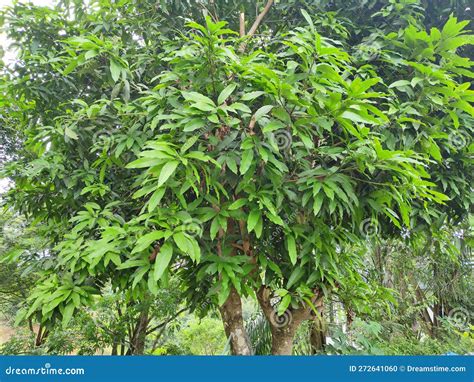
top-left (0, 320), bottom-right (14, 344)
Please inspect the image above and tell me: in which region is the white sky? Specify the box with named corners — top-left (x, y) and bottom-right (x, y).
top-left (1, 0), bottom-right (55, 63)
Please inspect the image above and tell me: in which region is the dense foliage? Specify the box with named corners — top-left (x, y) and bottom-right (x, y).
top-left (0, 0), bottom-right (472, 355)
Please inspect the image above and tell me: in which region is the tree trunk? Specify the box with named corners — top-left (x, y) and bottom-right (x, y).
top-left (257, 286), bottom-right (323, 355)
top-left (111, 341), bottom-right (118, 355)
top-left (271, 326), bottom-right (297, 355)
top-left (130, 305), bottom-right (150, 355)
top-left (310, 313), bottom-right (327, 354)
top-left (219, 287), bottom-right (253, 355)
top-left (35, 325), bottom-right (49, 347)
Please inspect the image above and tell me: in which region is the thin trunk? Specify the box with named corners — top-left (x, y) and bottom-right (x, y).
top-left (111, 341), bottom-right (118, 356)
top-left (131, 306), bottom-right (149, 355)
top-left (35, 325), bottom-right (49, 347)
top-left (239, 12), bottom-right (245, 37)
top-left (346, 306), bottom-right (354, 330)
top-left (414, 283), bottom-right (435, 337)
top-left (238, 0), bottom-right (274, 52)
top-left (310, 309), bottom-right (327, 354)
top-left (219, 287), bottom-right (253, 355)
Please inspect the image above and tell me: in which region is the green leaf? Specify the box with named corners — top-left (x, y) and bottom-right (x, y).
top-left (427, 139), bottom-right (442, 162)
top-left (240, 149), bottom-right (254, 175)
top-left (117, 258), bottom-right (148, 270)
top-left (191, 102), bottom-right (216, 112)
top-left (388, 80), bottom-right (411, 88)
top-left (210, 217), bottom-right (220, 240)
top-left (64, 127), bottom-right (78, 140)
top-left (154, 242), bottom-right (173, 281)
top-left (230, 102), bottom-right (251, 114)
top-left (247, 209), bottom-right (261, 233)
top-left (186, 237), bottom-right (201, 263)
top-left (278, 294), bottom-right (291, 315)
top-left (228, 199), bottom-right (247, 210)
top-left (148, 188), bottom-right (165, 212)
top-left (218, 283), bottom-right (231, 306)
top-left (286, 234), bottom-right (297, 265)
top-left (62, 304), bottom-right (75, 328)
top-left (275, 288), bottom-right (288, 297)
top-left (226, 157), bottom-right (238, 174)
top-left (313, 193), bottom-right (324, 215)
top-left (241, 91), bottom-right (265, 101)
top-left (301, 9), bottom-right (314, 30)
top-left (148, 273), bottom-right (159, 295)
top-left (132, 231), bottom-right (165, 254)
top-left (173, 232), bottom-right (190, 253)
top-left (340, 111), bottom-right (376, 125)
top-left (218, 83), bottom-right (237, 105)
top-left (126, 157), bottom-right (164, 169)
top-left (262, 120), bottom-right (286, 133)
top-left (110, 59), bottom-right (122, 82)
top-left (254, 105), bottom-right (274, 122)
top-left (182, 91), bottom-right (216, 106)
top-left (63, 60), bottom-right (77, 75)
top-left (286, 266), bottom-right (304, 289)
top-left (183, 119), bottom-right (206, 132)
top-left (158, 161), bottom-right (179, 187)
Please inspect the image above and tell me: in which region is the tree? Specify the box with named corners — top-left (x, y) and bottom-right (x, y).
top-left (1, 1), bottom-right (472, 355)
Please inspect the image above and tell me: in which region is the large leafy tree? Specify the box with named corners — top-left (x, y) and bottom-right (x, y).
top-left (1, 0), bottom-right (472, 355)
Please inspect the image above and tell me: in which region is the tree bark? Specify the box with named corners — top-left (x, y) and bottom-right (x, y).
top-left (130, 305), bottom-right (150, 355)
top-left (239, 12), bottom-right (245, 37)
top-left (219, 287), bottom-right (253, 355)
top-left (271, 326), bottom-right (297, 355)
top-left (257, 286), bottom-right (323, 355)
top-left (111, 341), bottom-right (118, 355)
top-left (35, 324), bottom-right (49, 347)
top-left (246, 0), bottom-right (274, 37)
top-left (310, 308), bottom-right (327, 354)
top-left (238, 0), bottom-right (274, 52)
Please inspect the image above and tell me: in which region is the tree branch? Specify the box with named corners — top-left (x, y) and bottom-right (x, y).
top-left (239, 0), bottom-right (274, 52)
top-left (247, 0), bottom-right (274, 37)
top-left (239, 12), bottom-right (246, 37)
top-left (146, 307), bottom-right (187, 335)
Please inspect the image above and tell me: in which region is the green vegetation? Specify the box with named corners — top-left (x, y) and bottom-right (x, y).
top-left (0, 0), bottom-right (472, 355)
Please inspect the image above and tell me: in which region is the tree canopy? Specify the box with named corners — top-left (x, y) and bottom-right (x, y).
top-left (0, 0), bottom-right (472, 355)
